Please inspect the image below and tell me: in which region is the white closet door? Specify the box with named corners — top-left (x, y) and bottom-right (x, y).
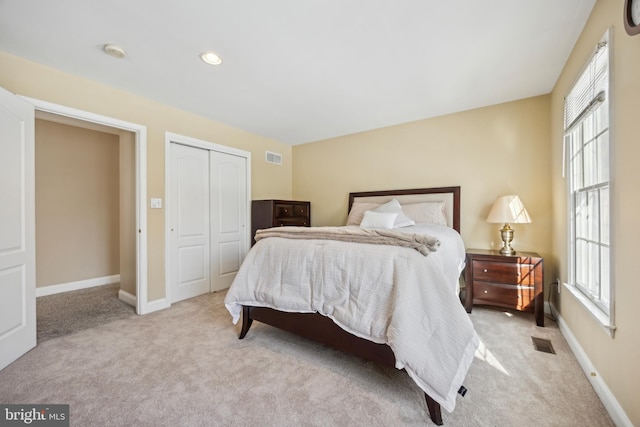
top-left (0, 87), bottom-right (36, 369)
top-left (209, 150), bottom-right (247, 291)
top-left (170, 143), bottom-right (210, 303)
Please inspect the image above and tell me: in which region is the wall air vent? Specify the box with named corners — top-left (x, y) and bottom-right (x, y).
top-left (265, 151), bottom-right (282, 165)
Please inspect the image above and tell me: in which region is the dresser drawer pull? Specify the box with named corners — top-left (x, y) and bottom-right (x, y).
top-left (483, 290), bottom-right (488, 294)
top-left (483, 269), bottom-right (488, 273)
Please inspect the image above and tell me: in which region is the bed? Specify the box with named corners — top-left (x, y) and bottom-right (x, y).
top-left (224, 186), bottom-right (478, 425)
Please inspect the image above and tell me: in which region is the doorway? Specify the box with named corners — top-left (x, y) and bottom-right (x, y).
top-left (34, 115), bottom-right (137, 340)
top-left (25, 96), bottom-right (149, 314)
top-left (165, 133), bottom-right (251, 303)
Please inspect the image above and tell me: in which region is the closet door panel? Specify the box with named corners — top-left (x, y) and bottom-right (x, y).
top-left (169, 143), bottom-right (210, 303)
top-left (210, 151), bottom-right (247, 291)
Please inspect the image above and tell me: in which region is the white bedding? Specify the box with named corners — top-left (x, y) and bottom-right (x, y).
top-left (224, 223), bottom-right (479, 413)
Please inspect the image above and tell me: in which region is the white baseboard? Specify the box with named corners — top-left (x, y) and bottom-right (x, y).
top-left (118, 289), bottom-right (137, 307)
top-left (554, 305), bottom-right (633, 427)
top-left (36, 275), bottom-right (121, 297)
top-left (139, 298), bottom-right (170, 315)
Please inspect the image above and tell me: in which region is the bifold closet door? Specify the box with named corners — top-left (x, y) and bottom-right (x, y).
top-left (170, 143), bottom-right (248, 302)
top-left (209, 150), bottom-right (247, 291)
top-left (170, 143), bottom-right (210, 303)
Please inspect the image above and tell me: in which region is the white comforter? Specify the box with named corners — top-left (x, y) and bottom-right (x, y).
top-left (224, 223), bottom-right (479, 413)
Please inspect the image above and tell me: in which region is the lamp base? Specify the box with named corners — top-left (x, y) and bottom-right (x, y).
top-left (499, 246), bottom-right (516, 256)
top-left (498, 223), bottom-right (516, 255)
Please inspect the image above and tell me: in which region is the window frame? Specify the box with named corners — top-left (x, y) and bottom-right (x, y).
top-left (563, 29), bottom-right (615, 337)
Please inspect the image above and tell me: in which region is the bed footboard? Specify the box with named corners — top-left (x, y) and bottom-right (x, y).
top-left (238, 305), bottom-right (444, 425)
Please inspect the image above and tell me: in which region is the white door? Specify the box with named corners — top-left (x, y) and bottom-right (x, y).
top-left (170, 143), bottom-right (211, 303)
top-left (209, 151), bottom-right (247, 291)
top-left (0, 87), bottom-right (36, 370)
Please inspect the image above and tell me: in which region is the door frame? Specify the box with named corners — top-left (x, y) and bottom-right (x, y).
top-left (164, 131), bottom-right (251, 304)
top-left (22, 96), bottom-right (150, 314)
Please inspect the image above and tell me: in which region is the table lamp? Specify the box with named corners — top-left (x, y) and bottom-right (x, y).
top-left (486, 195), bottom-right (531, 255)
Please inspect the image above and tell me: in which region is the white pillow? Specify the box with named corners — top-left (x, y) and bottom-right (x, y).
top-left (346, 202), bottom-right (381, 226)
top-left (372, 199), bottom-right (415, 228)
top-left (359, 211), bottom-right (397, 229)
top-left (401, 202), bottom-right (447, 226)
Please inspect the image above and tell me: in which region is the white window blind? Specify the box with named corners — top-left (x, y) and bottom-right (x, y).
top-left (564, 41), bottom-right (608, 132)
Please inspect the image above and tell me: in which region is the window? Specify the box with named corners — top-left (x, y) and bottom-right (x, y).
top-left (563, 30), bottom-right (614, 336)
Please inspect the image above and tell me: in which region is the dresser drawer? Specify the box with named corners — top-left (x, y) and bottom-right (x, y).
top-left (275, 203), bottom-right (294, 217)
top-left (472, 260), bottom-right (535, 285)
top-left (473, 282), bottom-right (535, 311)
top-left (292, 204), bottom-right (309, 218)
top-left (274, 218), bottom-right (309, 227)
top-left (275, 203), bottom-right (309, 222)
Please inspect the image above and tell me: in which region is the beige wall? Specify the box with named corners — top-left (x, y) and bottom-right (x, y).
top-left (293, 95), bottom-right (553, 264)
top-left (35, 119), bottom-right (120, 286)
top-left (550, 0), bottom-right (640, 424)
top-left (0, 51), bottom-right (293, 301)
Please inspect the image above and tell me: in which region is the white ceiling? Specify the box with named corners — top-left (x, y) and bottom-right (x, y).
top-left (0, 0), bottom-right (595, 145)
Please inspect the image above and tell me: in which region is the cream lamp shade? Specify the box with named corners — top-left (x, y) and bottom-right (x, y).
top-left (486, 195), bottom-right (531, 255)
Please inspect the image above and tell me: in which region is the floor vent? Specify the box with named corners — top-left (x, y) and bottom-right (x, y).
top-left (531, 337), bottom-right (555, 354)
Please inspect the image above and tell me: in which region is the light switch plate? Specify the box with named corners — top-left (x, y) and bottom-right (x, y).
top-left (150, 198), bottom-right (162, 209)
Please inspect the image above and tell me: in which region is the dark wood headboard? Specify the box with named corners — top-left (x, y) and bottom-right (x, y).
top-left (348, 186), bottom-right (461, 233)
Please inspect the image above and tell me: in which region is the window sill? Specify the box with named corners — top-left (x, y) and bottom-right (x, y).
top-left (562, 282), bottom-right (616, 338)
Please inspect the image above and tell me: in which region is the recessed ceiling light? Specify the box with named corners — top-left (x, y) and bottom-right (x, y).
top-left (200, 51), bottom-right (223, 65)
top-left (103, 44), bottom-right (126, 59)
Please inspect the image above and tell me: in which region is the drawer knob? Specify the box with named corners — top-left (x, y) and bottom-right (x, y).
top-left (483, 269), bottom-right (488, 273)
top-left (483, 290), bottom-right (488, 294)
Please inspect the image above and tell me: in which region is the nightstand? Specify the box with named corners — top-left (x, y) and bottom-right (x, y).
top-left (464, 249), bottom-right (544, 327)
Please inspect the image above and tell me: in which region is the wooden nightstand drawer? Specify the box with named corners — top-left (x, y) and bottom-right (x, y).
top-left (474, 282), bottom-right (535, 311)
top-left (472, 260), bottom-right (535, 285)
top-left (464, 249), bottom-right (544, 326)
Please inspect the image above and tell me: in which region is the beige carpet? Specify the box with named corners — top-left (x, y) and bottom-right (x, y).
top-left (36, 283), bottom-right (136, 342)
top-left (0, 290), bottom-right (613, 426)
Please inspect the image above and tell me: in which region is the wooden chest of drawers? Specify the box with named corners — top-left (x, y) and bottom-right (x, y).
top-left (464, 249), bottom-right (544, 326)
top-left (251, 199), bottom-right (311, 245)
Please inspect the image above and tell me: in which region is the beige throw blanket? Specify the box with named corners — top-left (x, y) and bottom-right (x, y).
top-left (254, 226), bottom-right (440, 256)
